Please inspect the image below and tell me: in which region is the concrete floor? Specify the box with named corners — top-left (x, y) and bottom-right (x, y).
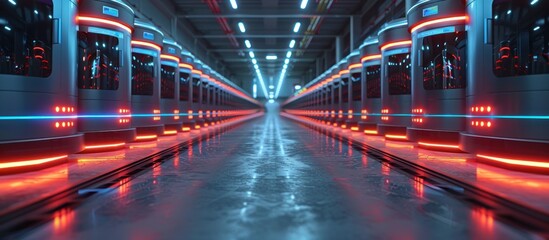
top-left (24, 106), bottom-right (536, 240)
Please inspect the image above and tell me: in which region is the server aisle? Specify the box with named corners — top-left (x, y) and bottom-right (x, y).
top-left (24, 108), bottom-right (533, 239)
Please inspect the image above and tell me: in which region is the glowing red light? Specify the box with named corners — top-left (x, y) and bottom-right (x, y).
top-left (348, 63), bottom-right (362, 70)
top-left (179, 63), bottom-right (193, 70)
top-left (84, 142), bottom-right (125, 150)
top-left (132, 40), bottom-right (162, 52)
top-left (380, 40), bottom-right (412, 51)
top-left (136, 135), bottom-right (157, 140)
top-left (418, 142), bottom-right (460, 150)
top-left (477, 154), bottom-right (549, 169)
top-left (0, 155), bottom-right (68, 169)
top-left (160, 54), bottom-right (180, 62)
top-left (385, 134), bottom-right (408, 140)
top-left (76, 16), bottom-right (133, 33)
top-left (410, 16), bottom-right (469, 33)
top-left (361, 54), bottom-right (382, 63)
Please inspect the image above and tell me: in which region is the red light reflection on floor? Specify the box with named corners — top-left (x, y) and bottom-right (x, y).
top-left (188, 141), bottom-right (194, 162)
top-left (348, 140), bottom-right (353, 157)
top-left (471, 207), bottom-right (495, 237)
top-left (382, 163), bottom-right (390, 176)
top-left (153, 163), bottom-right (161, 179)
top-left (118, 177), bottom-right (130, 198)
top-left (53, 208), bottom-right (74, 234)
top-left (413, 176), bottom-right (424, 198)
top-left (361, 155), bottom-right (368, 167)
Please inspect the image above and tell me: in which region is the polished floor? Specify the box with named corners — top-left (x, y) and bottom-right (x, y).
top-left (24, 106), bottom-right (536, 239)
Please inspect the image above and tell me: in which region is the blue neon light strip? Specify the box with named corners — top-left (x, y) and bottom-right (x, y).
top-left (2, 113), bottom-right (548, 121)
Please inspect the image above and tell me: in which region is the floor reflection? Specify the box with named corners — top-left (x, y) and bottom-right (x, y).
top-left (23, 111), bottom-right (537, 240)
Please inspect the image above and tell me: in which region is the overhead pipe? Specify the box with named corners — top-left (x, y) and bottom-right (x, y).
top-left (297, 0), bottom-right (333, 56)
top-left (205, 0), bottom-right (239, 47)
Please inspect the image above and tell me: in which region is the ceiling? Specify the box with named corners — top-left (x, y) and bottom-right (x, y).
top-left (157, 0), bottom-right (405, 98)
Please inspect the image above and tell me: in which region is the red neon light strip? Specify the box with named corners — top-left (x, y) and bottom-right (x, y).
top-left (385, 134), bottom-right (408, 140)
top-left (411, 16), bottom-right (469, 33)
top-left (418, 142), bottom-right (460, 150)
top-left (77, 16), bottom-right (132, 34)
top-left (380, 40), bottom-right (412, 51)
top-left (339, 69), bottom-right (350, 75)
top-left (364, 130), bottom-right (378, 135)
top-left (0, 155), bottom-right (67, 169)
top-left (179, 63), bottom-right (193, 70)
top-left (161, 54), bottom-right (180, 62)
top-left (361, 54), bottom-right (382, 63)
top-left (84, 142), bottom-right (125, 150)
top-left (163, 130), bottom-right (178, 135)
top-left (136, 135), bottom-right (158, 140)
top-left (131, 40), bottom-right (162, 52)
top-left (348, 63), bottom-right (362, 70)
top-left (477, 154), bottom-right (549, 169)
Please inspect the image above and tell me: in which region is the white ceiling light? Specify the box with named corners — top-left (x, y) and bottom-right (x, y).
top-left (238, 22), bottom-right (246, 33)
top-left (230, 0), bottom-right (238, 9)
top-left (300, 0), bottom-right (308, 9)
top-left (294, 85), bottom-right (302, 90)
top-left (293, 22), bottom-right (301, 33)
top-left (269, 85), bottom-right (274, 89)
top-left (252, 59), bottom-right (257, 64)
top-left (289, 39), bottom-right (296, 48)
top-left (244, 40), bottom-right (251, 48)
top-left (266, 55), bottom-right (278, 60)
top-left (249, 51), bottom-right (255, 58)
top-left (284, 58), bottom-right (290, 64)
top-left (286, 51), bottom-right (292, 58)
top-left (254, 64), bottom-right (259, 69)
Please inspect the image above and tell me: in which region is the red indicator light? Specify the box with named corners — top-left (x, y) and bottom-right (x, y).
top-left (174, 110), bottom-right (180, 120)
top-left (182, 127), bottom-right (191, 132)
top-left (351, 127), bottom-right (359, 131)
top-left (163, 130), bottom-right (178, 135)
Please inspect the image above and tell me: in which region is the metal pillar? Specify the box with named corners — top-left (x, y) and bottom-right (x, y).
top-left (336, 36), bottom-right (342, 62)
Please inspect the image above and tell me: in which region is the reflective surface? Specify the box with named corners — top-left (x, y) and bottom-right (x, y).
top-left (24, 108), bottom-right (535, 239)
